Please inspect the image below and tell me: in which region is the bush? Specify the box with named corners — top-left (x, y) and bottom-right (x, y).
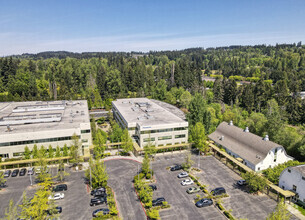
top-left (147, 208), bottom-right (160, 220)
top-left (216, 202), bottom-right (225, 211)
top-left (161, 201), bottom-right (170, 209)
top-left (224, 211), bottom-right (235, 220)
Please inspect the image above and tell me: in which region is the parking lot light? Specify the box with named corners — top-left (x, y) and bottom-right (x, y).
top-left (30, 168), bottom-right (32, 186)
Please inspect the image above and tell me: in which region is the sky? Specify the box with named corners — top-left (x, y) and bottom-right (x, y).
top-left (1, 0), bottom-right (305, 56)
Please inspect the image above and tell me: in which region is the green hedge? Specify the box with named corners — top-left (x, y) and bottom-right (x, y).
top-left (216, 202), bottom-right (225, 211)
top-left (224, 211), bottom-right (235, 220)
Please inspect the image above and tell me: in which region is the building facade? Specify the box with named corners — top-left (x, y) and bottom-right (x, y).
top-left (0, 100), bottom-right (92, 159)
top-left (279, 165), bottom-right (305, 203)
top-left (112, 98), bottom-right (188, 148)
top-left (209, 121), bottom-right (293, 171)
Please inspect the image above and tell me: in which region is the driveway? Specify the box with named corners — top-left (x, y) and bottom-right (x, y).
top-left (105, 159), bottom-right (146, 220)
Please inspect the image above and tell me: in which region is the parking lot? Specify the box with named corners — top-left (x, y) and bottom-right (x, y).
top-left (153, 153), bottom-right (226, 220)
top-left (0, 166), bottom-right (105, 219)
top-left (153, 152), bottom-right (298, 220)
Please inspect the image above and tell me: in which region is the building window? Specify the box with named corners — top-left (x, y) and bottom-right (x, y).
top-left (82, 139), bottom-right (88, 143)
top-left (81, 129), bottom-right (91, 134)
top-left (13, 152), bottom-right (24, 157)
top-left (258, 167), bottom-right (260, 171)
top-left (143, 137), bottom-right (155, 142)
top-left (293, 185), bottom-right (297, 192)
top-left (158, 136), bottom-right (172, 141)
top-left (175, 134), bottom-right (186, 139)
top-left (128, 127), bottom-right (136, 131)
top-left (288, 169), bottom-right (291, 173)
top-left (173, 127), bottom-right (188, 131)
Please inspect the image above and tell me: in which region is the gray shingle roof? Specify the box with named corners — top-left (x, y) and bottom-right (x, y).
top-left (208, 122), bottom-right (281, 165)
top-left (291, 165), bottom-right (305, 176)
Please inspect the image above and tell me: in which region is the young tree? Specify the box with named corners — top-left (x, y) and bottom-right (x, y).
top-left (48, 145), bottom-right (54, 158)
top-left (62, 144), bottom-right (69, 157)
top-left (190, 122), bottom-right (208, 153)
top-left (36, 157), bottom-right (50, 183)
top-left (4, 199), bottom-right (18, 220)
top-left (266, 199), bottom-right (291, 220)
top-left (39, 145), bottom-right (46, 158)
top-left (55, 160), bottom-right (70, 182)
top-left (55, 146), bottom-right (61, 158)
top-left (70, 133), bottom-right (82, 163)
top-left (180, 90), bottom-right (192, 108)
top-left (85, 157), bottom-right (109, 189)
top-left (24, 146), bottom-right (31, 159)
top-left (121, 129), bottom-right (133, 154)
top-left (93, 131), bottom-right (106, 158)
top-left (32, 144), bottom-right (38, 159)
top-left (109, 123), bottom-right (123, 143)
top-left (182, 152), bottom-right (194, 170)
top-left (141, 153), bottom-right (151, 176)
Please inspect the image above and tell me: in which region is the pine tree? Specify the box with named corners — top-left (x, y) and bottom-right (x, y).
top-left (24, 146), bottom-right (31, 159)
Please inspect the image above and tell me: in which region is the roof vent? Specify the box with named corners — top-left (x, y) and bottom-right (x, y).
top-left (220, 135), bottom-right (224, 141)
top-left (229, 120), bottom-right (233, 126)
top-left (244, 127), bottom-right (249, 132)
top-left (264, 135), bottom-right (269, 141)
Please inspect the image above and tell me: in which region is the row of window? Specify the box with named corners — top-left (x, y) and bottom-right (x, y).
top-left (81, 129), bottom-right (91, 134)
top-left (158, 136), bottom-right (172, 141)
top-left (0, 135), bottom-right (80, 147)
top-left (143, 134), bottom-right (186, 142)
top-left (143, 137), bottom-right (155, 142)
top-left (140, 127), bottom-right (188, 134)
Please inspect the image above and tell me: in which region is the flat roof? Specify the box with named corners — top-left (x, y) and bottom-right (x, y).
top-left (112, 98), bottom-right (187, 128)
top-left (0, 100), bottom-right (90, 137)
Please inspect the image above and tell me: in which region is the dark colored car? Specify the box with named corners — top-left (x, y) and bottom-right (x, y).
top-left (90, 197), bottom-right (107, 206)
top-left (170, 164), bottom-right (182, 171)
top-left (93, 190), bottom-right (107, 198)
top-left (91, 187), bottom-right (105, 196)
top-left (195, 198), bottom-right (213, 208)
top-left (19, 168), bottom-right (27, 176)
top-left (11, 169), bottom-right (19, 177)
top-left (211, 187), bottom-right (226, 196)
top-left (4, 170), bottom-right (11, 178)
top-left (52, 184), bottom-right (67, 192)
top-left (92, 208), bottom-right (110, 217)
top-left (46, 206), bottom-right (62, 215)
top-left (149, 185), bottom-right (157, 191)
top-left (152, 197), bottom-right (165, 206)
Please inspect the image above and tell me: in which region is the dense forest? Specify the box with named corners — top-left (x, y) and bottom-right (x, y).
top-left (0, 44), bottom-right (305, 161)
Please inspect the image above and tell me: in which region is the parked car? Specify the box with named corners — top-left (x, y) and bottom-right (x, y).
top-left (93, 190), bottom-right (107, 198)
top-left (211, 187), bottom-right (226, 196)
top-left (195, 198), bottom-right (213, 208)
top-left (48, 193), bottom-right (64, 200)
top-left (28, 167), bottom-right (35, 175)
top-left (177, 172), bottom-right (188, 178)
top-left (186, 187), bottom-right (200, 194)
top-left (19, 168), bottom-right (27, 176)
top-left (91, 187), bottom-right (105, 196)
top-left (46, 206), bottom-right (62, 215)
top-left (237, 179), bottom-right (247, 186)
top-left (90, 197), bottom-right (107, 206)
top-left (52, 184), bottom-right (67, 192)
top-left (170, 164), bottom-right (182, 171)
top-left (92, 208), bottom-right (110, 217)
top-left (149, 185), bottom-right (157, 191)
top-left (4, 170), bottom-right (11, 178)
top-left (11, 169), bottom-right (19, 177)
top-left (181, 179), bottom-right (194, 186)
top-left (152, 197), bottom-right (166, 206)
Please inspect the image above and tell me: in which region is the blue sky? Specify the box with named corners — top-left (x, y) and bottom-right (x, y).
top-left (1, 0), bottom-right (305, 55)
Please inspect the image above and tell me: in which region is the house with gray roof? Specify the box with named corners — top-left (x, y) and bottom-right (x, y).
top-left (208, 121), bottom-right (293, 171)
top-left (279, 165), bottom-right (305, 204)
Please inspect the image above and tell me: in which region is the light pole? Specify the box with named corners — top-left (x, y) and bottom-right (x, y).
top-left (150, 159), bottom-right (152, 179)
top-left (198, 150), bottom-right (200, 168)
top-left (30, 168), bottom-right (32, 186)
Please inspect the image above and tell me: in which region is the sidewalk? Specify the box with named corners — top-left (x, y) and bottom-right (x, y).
top-left (286, 204), bottom-right (305, 220)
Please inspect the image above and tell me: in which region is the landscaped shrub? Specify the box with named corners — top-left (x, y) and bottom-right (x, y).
top-left (216, 202), bottom-right (225, 211)
top-left (147, 208), bottom-right (160, 220)
top-left (224, 211), bottom-right (235, 220)
top-left (161, 201), bottom-right (170, 209)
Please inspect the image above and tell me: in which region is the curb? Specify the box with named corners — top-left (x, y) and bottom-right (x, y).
top-left (103, 157), bottom-right (142, 164)
top-left (111, 187), bottom-right (121, 219)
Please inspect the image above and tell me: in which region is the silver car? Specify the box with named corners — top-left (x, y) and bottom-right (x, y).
top-left (177, 172), bottom-right (188, 178)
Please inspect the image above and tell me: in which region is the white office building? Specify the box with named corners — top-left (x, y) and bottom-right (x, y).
top-left (0, 100), bottom-right (92, 159)
top-left (112, 98), bottom-right (188, 148)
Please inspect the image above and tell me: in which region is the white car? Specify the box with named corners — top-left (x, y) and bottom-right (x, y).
top-left (177, 172), bottom-right (188, 178)
top-left (237, 179), bottom-right (247, 186)
top-left (181, 179), bottom-right (194, 186)
top-left (48, 193), bottom-right (64, 200)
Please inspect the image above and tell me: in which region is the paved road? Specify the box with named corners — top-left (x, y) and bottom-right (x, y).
top-left (105, 159), bottom-right (146, 220)
top-left (153, 153), bottom-right (226, 220)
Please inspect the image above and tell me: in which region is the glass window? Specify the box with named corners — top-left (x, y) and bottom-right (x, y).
top-left (174, 127), bottom-right (188, 131)
top-left (143, 137), bottom-right (155, 142)
top-left (81, 129), bottom-right (91, 134)
top-left (175, 134), bottom-right (186, 139)
top-left (158, 136), bottom-right (172, 141)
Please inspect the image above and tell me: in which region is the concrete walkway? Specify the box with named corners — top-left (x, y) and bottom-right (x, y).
top-left (287, 204), bottom-right (305, 220)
